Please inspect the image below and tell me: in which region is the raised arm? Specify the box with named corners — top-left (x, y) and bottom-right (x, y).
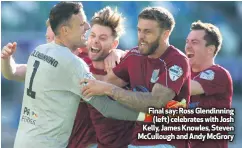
top-left (103, 69), bottom-right (128, 87)
top-left (1, 42), bottom-right (26, 82)
top-left (102, 49), bottom-right (128, 87)
top-left (104, 49), bottom-right (128, 71)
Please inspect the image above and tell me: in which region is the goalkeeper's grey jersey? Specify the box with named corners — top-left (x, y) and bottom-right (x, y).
top-left (14, 42), bottom-right (90, 148)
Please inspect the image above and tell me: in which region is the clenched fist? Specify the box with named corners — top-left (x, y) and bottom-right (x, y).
top-left (1, 42), bottom-right (17, 59)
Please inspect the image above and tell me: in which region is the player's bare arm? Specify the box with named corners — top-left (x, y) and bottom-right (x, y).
top-left (191, 80), bottom-right (205, 95)
top-left (104, 49), bottom-right (127, 71)
top-left (103, 69), bottom-right (128, 88)
top-left (1, 42), bottom-right (27, 81)
top-left (81, 79), bottom-right (175, 113)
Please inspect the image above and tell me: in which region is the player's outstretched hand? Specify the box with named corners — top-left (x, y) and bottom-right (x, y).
top-left (104, 49), bottom-right (128, 72)
top-left (1, 42), bottom-right (17, 59)
top-left (104, 49), bottom-right (120, 72)
top-left (80, 78), bottom-right (113, 98)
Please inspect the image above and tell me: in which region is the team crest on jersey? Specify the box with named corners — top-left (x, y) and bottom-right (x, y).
top-left (169, 65), bottom-right (183, 81)
top-left (200, 70), bottom-right (215, 80)
top-left (150, 69), bottom-right (160, 83)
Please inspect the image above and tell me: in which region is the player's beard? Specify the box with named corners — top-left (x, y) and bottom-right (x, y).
top-left (139, 35), bottom-right (161, 56)
top-left (91, 52), bottom-right (109, 61)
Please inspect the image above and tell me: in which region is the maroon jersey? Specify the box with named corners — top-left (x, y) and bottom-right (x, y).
top-left (68, 103), bottom-right (96, 148)
top-left (78, 52), bottom-right (92, 66)
top-left (68, 54), bottom-right (96, 148)
top-left (87, 64), bottom-right (135, 148)
top-left (113, 46), bottom-right (191, 148)
top-left (191, 65), bottom-right (232, 108)
top-left (190, 65), bottom-right (233, 148)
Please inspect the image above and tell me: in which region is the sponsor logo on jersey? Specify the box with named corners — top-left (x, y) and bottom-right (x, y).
top-left (21, 107), bottom-right (37, 125)
top-left (200, 70), bottom-right (215, 80)
top-left (169, 65), bottom-right (183, 81)
top-left (150, 69), bottom-right (160, 83)
top-left (32, 111), bottom-right (38, 118)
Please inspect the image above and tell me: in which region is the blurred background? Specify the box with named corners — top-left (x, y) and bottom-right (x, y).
top-left (1, 1), bottom-right (242, 148)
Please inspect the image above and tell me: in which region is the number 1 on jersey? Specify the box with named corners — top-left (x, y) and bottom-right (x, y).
top-left (27, 60), bottom-right (40, 99)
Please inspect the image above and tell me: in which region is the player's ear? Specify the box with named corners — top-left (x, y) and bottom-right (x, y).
top-left (60, 25), bottom-right (70, 36)
top-left (161, 29), bottom-right (171, 41)
top-left (112, 39), bottom-right (119, 49)
top-left (207, 45), bottom-right (216, 55)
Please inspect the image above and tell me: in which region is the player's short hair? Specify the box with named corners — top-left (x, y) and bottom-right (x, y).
top-left (91, 6), bottom-right (125, 39)
top-left (191, 20), bottom-right (223, 56)
top-left (138, 7), bottom-right (175, 33)
top-left (49, 2), bottom-right (83, 35)
top-left (46, 19), bottom-right (50, 27)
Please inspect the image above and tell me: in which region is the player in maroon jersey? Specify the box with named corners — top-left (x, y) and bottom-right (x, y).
top-left (185, 20), bottom-right (233, 148)
top-left (81, 7), bottom-right (190, 148)
top-left (69, 7), bottom-right (135, 148)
